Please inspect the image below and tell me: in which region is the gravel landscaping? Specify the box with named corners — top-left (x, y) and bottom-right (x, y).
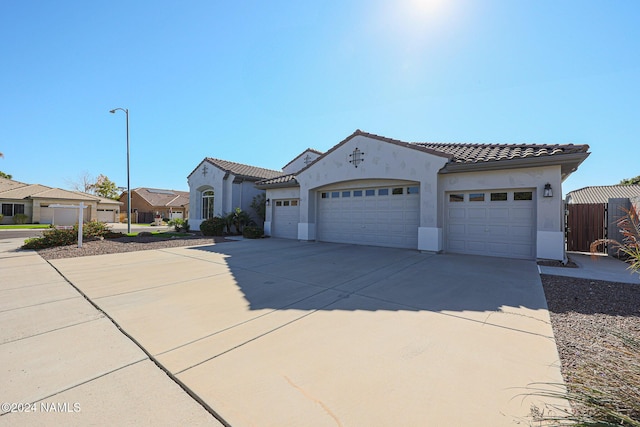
top-left (540, 274), bottom-right (640, 422)
top-left (36, 235), bottom-right (230, 260)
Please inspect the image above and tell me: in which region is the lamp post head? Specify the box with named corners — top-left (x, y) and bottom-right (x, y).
top-left (109, 109), bottom-right (116, 114)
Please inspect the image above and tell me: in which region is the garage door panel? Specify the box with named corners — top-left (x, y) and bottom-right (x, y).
top-left (468, 208), bottom-right (487, 219)
top-left (488, 208), bottom-right (509, 220)
top-left (448, 224), bottom-right (466, 235)
top-left (486, 242), bottom-right (509, 254)
top-left (446, 190), bottom-right (535, 259)
top-left (487, 224), bottom-right (509, 236)
top-left (272, 201), bottom-right (299, 239)
top-left (318, 185), bottom-right (419, 249)
top-left (467, 241), bottom-right (485, 252)
top-left (448, 208), bottom-right (465, 219)
top-left (467, 224), bottom-right (486, 235)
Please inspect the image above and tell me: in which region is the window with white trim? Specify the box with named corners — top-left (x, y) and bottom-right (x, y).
top-left (202, 190), bottom-right (214, 219)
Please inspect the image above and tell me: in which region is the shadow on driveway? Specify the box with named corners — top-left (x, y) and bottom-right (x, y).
top-left (186, 239), bottom-right (548, 314)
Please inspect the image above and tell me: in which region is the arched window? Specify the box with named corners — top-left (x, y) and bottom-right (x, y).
top-left (202, 190), bottom-right (214, 219)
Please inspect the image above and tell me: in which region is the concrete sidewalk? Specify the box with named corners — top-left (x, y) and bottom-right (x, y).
top-left (0, 238), bottom-right (222, 426)
top-left (539, 252), bottom-right (640, 284)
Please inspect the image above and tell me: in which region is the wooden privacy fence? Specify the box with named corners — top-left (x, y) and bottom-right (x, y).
top-left (566, 203), bottom-right (607, 253)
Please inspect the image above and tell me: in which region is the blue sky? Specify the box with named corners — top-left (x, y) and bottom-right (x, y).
top-left (1, 1), bottom-right (638, 196)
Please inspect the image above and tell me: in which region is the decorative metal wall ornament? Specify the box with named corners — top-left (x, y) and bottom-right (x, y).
top-left (303, 154), bottom-right (313, 166)
top-left (349, 148), bottom-right (365, 168)
top-left (202, 165), bottom-right (209, 177)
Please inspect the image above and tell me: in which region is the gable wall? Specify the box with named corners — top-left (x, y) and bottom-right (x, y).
top-left (188, 161), bottom-right (226, 229)
top-left (293, 134), bottom-right (448, 248)
top-left (283, 150), bottom-right (322, 174)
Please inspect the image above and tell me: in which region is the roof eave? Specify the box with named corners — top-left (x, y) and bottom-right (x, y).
top-left (255, 180), bottom-right (300, 190)
top-left (439, 152), bottom-right (590, 179)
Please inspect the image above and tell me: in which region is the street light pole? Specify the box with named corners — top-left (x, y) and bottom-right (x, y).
top-left (109, 107), bottom-right (131, 234)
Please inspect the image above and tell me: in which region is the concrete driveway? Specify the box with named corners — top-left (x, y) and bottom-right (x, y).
top-left (50, 239), bottom-right (564, 426)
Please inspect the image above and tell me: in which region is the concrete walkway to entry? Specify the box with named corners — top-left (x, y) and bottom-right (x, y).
top-left (539, 251), bottom-right (640, 284)
top-left (0, 237), bottom-right (222, 426)
top-left (42, 238), bottom-right (565, 426)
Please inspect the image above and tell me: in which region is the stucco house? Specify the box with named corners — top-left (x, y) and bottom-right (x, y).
top-left (119, 187), bottom-right (189, 223)
top-left (188, 158), bottom-right (283, 229)
top-left (189, 130), bottom-right (590, 261)
top-left (0, 177), bottom-right (122, 225)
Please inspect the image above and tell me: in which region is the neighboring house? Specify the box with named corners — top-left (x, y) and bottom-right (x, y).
top-left (565, 185), bottom-right (640, 204)
top-left (253, 130), bottom-right (590, 261)
top-left (119, 188), bottom-right (190, 223)
top-left (188, 158), bottom-right (283, 229)
top-left (0, 177), bottom-right (122, 225)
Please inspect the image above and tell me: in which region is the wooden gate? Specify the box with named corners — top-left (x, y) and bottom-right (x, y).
top-left (566, 203), bottom-right (607, 253)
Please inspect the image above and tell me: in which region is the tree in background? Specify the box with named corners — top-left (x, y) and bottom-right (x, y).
top-left (620, 175), bottom-right (640, 185)
top-left (66, 171), bottom-right (96, 193)
top-left (0, 152), bottom-right (9, 179)
top-left (66, 171), bottom-right (119, 198)
top-left (93, 175), bottom-right (119, 199)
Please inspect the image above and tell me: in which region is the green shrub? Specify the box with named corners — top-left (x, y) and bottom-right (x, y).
top-left (23, 228), bottom-right (77, 249)
top-left (0, 214), bottom-right (4, 223)
top-left (76, 221), bottom-right (111, 238)
top-left (200, 217), bottom-right (225, 236)
top-left (22, 221), bottom-right (112, 249)
top-left (242, 226), bottom-right (263, 239)
top-left (168, 218), bottom-right (186, 232)
top-left (13, 213), bottom-right (28, 224)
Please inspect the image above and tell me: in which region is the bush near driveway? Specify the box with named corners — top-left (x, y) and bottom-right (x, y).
top-left (22, 221), bottom-right (113, 249)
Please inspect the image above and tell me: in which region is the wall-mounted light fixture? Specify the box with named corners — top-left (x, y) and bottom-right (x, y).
top-left (543, 183), bottom-right (553, 198)
top-left (266, 198), bottom-right (270, 206)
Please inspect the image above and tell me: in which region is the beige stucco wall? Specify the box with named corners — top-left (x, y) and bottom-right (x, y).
top-left (440, 164), bottom-right (565, 260)
top-left (283, 150), bottom-right (322, 174)
top-left (265, 136), bottom-right (566, 259)
top-left (188, 161), bottom-right (267, 229)
top-left (293, 134), bottom-right (449, 249)
top-left (188, 162), bottom-right (226, 230)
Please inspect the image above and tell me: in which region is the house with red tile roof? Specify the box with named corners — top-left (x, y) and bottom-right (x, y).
top-left (190, 130), bottom-right (590, 261)
top-left (118, 187), bottom-right (189, 223)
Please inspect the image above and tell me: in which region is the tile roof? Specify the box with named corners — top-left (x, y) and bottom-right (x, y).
top-left (189, 158), bottom-right (283, 181)
top-left (566, 185), bottom-right (640, 204)
top-left (128, 188), bottom-right (190, 208)
top-left (0, 177), bottom-right (122, 205)
top-left (256, 174), bottom-right (298, 187)
top-left (253, 130), bottom-right (591, 188)
top-left (413, 141), bottom-right (589, 164)
top-left (0, 177), bottom-right (29, 192)
top-left (0, 178), bottom-right (99, 201)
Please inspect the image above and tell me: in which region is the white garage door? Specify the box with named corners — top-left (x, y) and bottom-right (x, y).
top-left (317, 185), bottom-right (419, 249)
top-left (40, 207), bottom-right (82, 226)
top-left (272, 199), bottom-right (299, 239)
top-left (170, 211), bottom-right (184, 220)
top-left (97, 209), bottom-right (116, 222)
top-left (446, 190), bottom-right (535, 259)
